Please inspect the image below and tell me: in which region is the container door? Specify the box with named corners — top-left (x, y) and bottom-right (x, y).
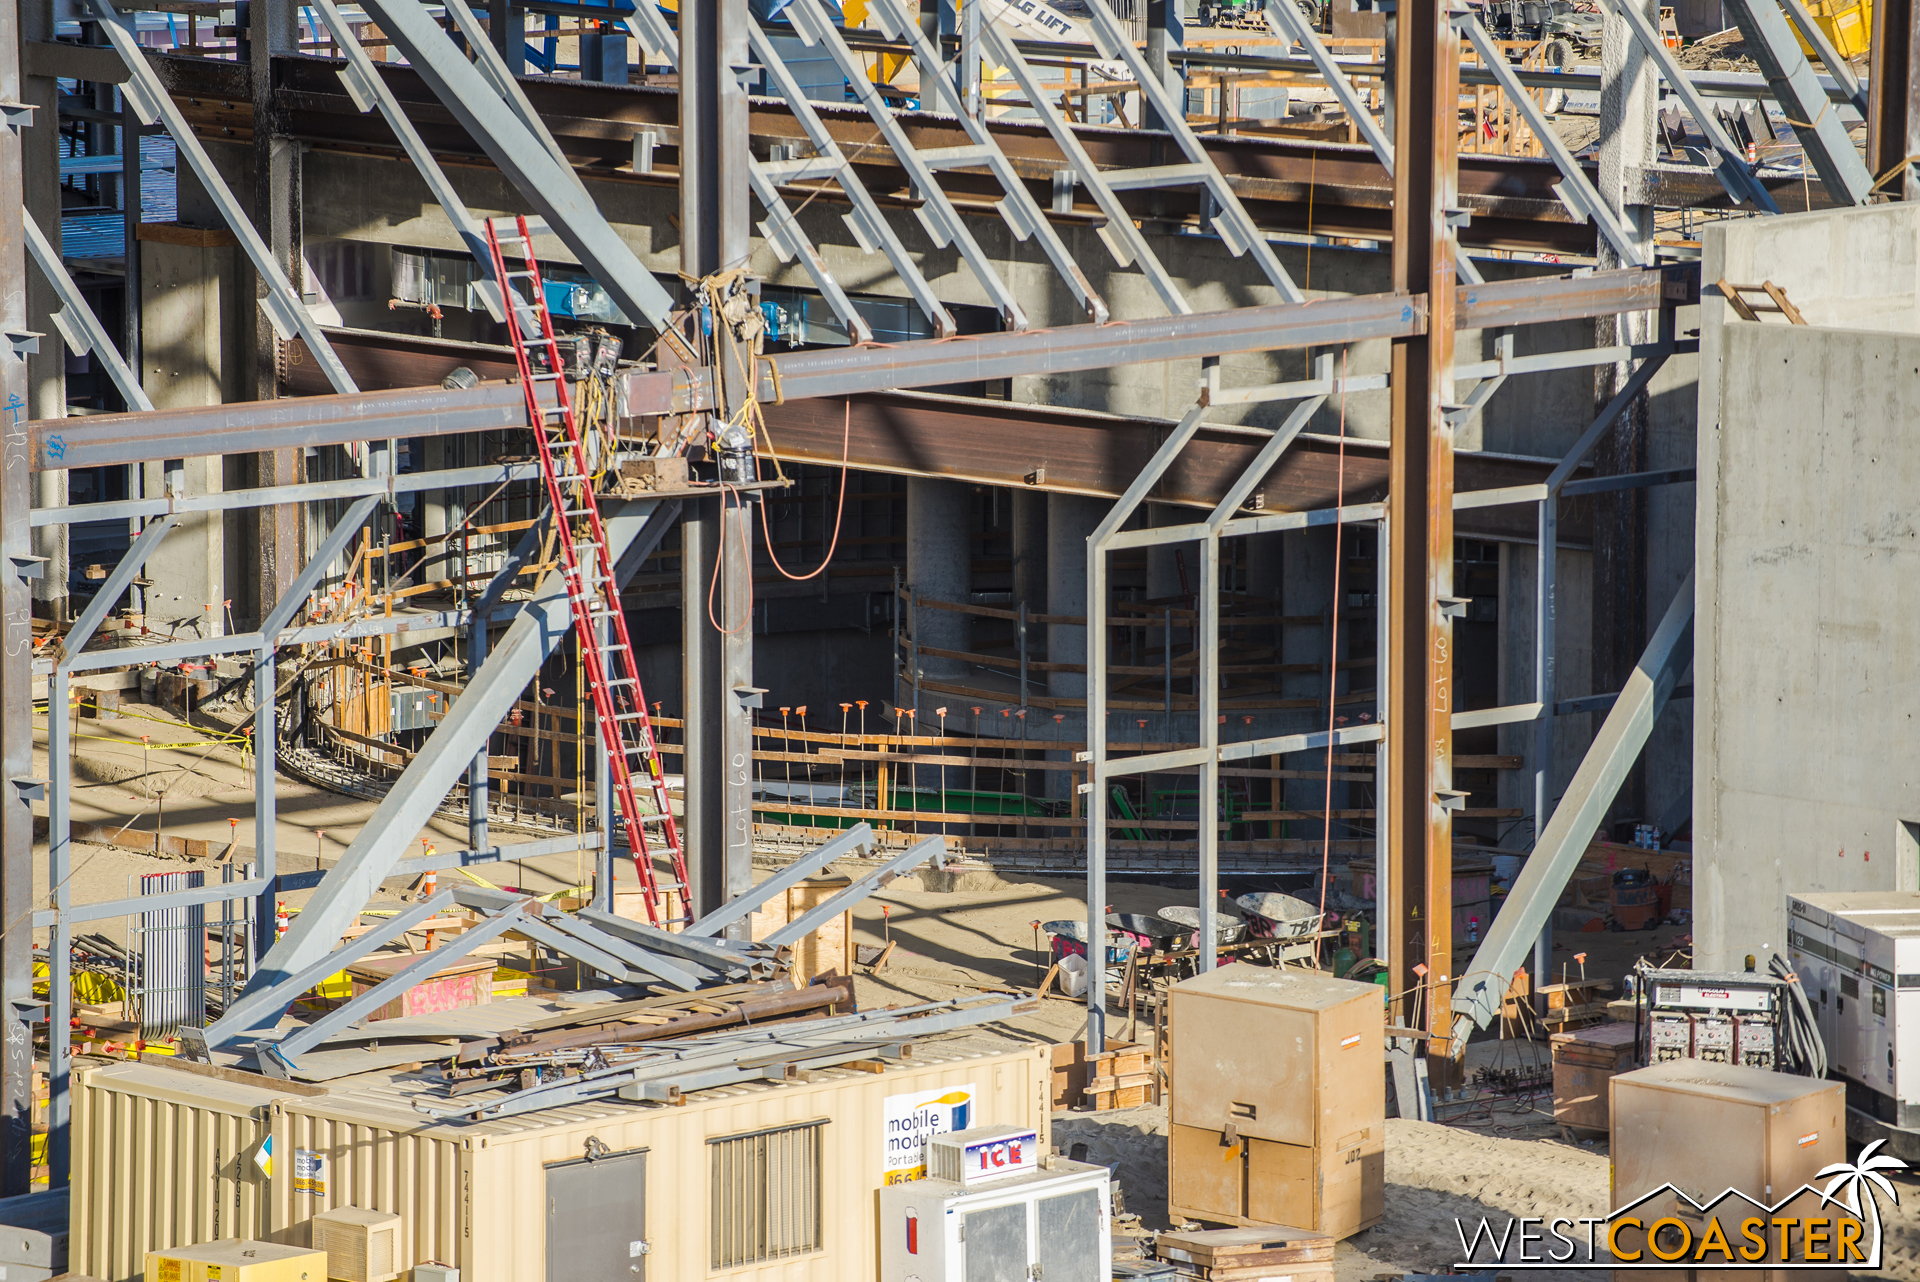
top-left (962, 1200), bottom-right (1028, 1282)
top-left (1033, 1186), bottom-right (1103, 1282)
top-left (546, 1148), bottom-right (648, 1282)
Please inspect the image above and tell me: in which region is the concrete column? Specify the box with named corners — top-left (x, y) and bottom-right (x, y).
top-left (1145, 502), bottom-right (1189, 605)
top-left (1010, 487), bottom-right (1047, 614)
top-left (1244, 530), bottom-right (1283, 604)
top-left (907, 477), bottom-right (972, 681)
top-left (142, 235), bottom-right (235, 634)
top-left (1047, 494), bottom-right (1105, 702)
top-left (250, 0), bottom-right (303, 631)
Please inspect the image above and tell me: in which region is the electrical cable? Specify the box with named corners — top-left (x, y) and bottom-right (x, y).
top-left (758, 401), bottom-right (852, 582)
top-left (1769, 950), bottom-right (1828, 1079)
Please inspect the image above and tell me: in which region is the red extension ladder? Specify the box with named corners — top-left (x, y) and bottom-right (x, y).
top-left (484, 215), bottom-right (689, 926)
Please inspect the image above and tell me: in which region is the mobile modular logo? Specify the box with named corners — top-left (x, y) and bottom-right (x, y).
top-left (1453, 1140), bottom-right (1905, 1270)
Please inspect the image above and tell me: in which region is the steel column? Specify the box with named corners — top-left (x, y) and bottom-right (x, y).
top-left (1384, 0), bottom-right (1458, 1065)
top-left (0, 0), bottom-right (34, 1193)
top-left (680, 0), bottom-right (756, 929)
top-left (1869, 0), bottom-right (1919, 198)
top-left (1143, 0), bottom-right (1183, 130)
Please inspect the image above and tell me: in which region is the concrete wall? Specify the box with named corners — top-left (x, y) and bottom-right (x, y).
top-left (1695, 204), bottom-right (1920, 969)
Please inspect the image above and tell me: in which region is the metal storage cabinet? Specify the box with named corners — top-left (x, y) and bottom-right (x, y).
top-left (1609, 1060), bottom-right (1849, 1281)
top-left (1611, 1060), bottom-right (1844, 1211)
top-left (1167, 968), bottom-right (1384, 1238)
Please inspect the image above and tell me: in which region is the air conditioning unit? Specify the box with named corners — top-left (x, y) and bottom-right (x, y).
top-left (144, 1241), bottom-right (326, 1282)
top-left (880, 1140), bottom-right (1108, 1282)
top-left (310, 1207), bottom-right (402, 1282)
top-left (1788, 890), bottom-right (1920, 1129)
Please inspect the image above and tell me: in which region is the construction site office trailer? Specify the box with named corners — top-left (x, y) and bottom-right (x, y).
top-left (72, 1040), bottom-right (1050, 1281)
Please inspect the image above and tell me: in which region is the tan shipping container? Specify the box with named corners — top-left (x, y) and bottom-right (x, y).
top-left (1166, 967), bottom-right (1384, 1238)
top-left (75, 1037), bottom-right (1049, 1282)
top-left (71, 1061), bottom-right (276, 1281)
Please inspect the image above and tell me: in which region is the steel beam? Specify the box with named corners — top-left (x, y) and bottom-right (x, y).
top-left (1722, 0), bottom-right (1874, 203)
top-left (1594, 0), bottom-right (1781, 212)
top-left (30, 269), bottom-right (1682, 471)
top-left (262, 495), bottom-right (378, 639)
top-left (685, 823), bottom-right (877, 939)
top-left (23, 212), bottom-right (153, 412)
top-left (55, 517), bottom-right (175, 663)
top-left (1450, 573), bottom-right (1694, 1043)
top-left (1384, 0), bottom-right (1459, 1066)
top-left (509, 912), bottom-right (703, 989)
top-left (86, 0), bottom-right (358, 395)
top-left (210, 500), bottom-right (675, 1046)
top-left (860, 0), bottom-right (1108, 324)
top-left (1454, 16), bottom-right (1651, 267)
top-left (576, 907), bottom-right (764, 976)
top-left (307, 0), bottom-right (504, 318)
top-left (1781, 0), bottom-right (1868, 116)
top-left (764, 836), bottom-right (947, 948)
top-left (266, 901), bottom-right (532, 1064)
top-left (201, 892), bottom-right (455, 1039)
top-left (788, 0), bottom-right (1031, 327)
top-left (33, 460), bottom-right (544, 526)
top-left (445, 882), bottom-right (752, 986)
top-left (354, 0), bottom-right (676, 332)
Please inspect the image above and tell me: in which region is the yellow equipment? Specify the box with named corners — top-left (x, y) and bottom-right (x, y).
top-left (144, 1241), bottom-right (327, 1282)
top-left (1793, 0), bottom-right (1872, 58)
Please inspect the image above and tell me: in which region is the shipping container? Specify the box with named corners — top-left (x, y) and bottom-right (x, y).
top-left (74, 1036), bottom-right (1050, 1281)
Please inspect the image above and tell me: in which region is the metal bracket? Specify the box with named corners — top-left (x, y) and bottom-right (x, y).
top-left (0, 100), bottom-right (33, 132)
top-left (11, 779), bottom-right (47, 804)
top-left (5, 330), bottom-right (43, 358)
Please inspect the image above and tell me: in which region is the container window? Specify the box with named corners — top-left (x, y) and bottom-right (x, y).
top-left (707, 1120), bottom-right (826, 1270)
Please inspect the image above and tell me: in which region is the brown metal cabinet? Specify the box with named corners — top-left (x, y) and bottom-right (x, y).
top-left (1167, 967), bottom-right (1384, 1239)
top-left (1551, 1022), bottom-right (1638, 1134)
top-left (1609, 1060), bottom-right (1849, 1281)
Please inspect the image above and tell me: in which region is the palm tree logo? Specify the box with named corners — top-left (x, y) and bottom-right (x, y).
top-left (1816, 1139), bottom-right (1905, 1266)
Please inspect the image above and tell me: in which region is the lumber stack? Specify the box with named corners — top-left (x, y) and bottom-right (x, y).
top-left (1153, 1226), bottom-right (1334, 1282)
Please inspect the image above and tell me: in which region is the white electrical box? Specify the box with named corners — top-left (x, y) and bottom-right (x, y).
top-left (1788, 891), bottom-right (1920, 1128)
top-left (310, 1206), bottom-right (402, 1282)
top-left (879, 1147), bottom-right (1109, 1282)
